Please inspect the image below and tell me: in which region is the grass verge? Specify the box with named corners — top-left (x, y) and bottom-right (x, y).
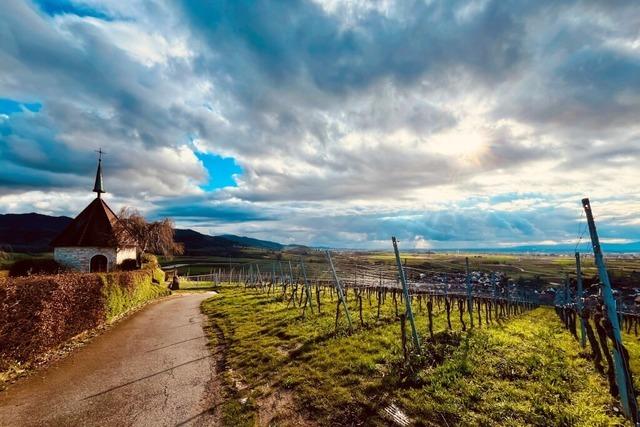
top-left (202, 285), bottom-right (630, 426)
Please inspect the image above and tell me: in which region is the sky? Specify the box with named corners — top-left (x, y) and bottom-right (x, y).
top-left (0, 0), bottom-right (639, 250)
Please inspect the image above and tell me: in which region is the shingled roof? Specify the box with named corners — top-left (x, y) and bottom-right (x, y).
top-left (51, 198), bottom-right (135, 247)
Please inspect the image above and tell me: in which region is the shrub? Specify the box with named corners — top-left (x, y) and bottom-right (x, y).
top-left (141, 253), bottom-right (158, 267)
top-left (119, 258), bottom-right (138, 271)
top-left (8, 259), bottom-right (62, 277)
top-left (152, 268), bottom-right (165, 284)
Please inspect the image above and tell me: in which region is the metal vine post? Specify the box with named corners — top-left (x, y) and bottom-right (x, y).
top-left (582, 197), bottom-right (638, 421)
top-left (391, 237), bottom-right (420, 351)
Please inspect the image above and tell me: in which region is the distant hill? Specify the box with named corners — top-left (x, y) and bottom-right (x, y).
top-left (174, 230), bottom-right (284, 255)
top-left (219, 234), bottom-right (284, 250)
top-left (0, 213), bottom-right (73, 252)
top-left (0, 212), bottom-right (287, 255)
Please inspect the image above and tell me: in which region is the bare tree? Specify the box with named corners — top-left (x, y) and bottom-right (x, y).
top-left (116, 208), bottom-right (184, 261)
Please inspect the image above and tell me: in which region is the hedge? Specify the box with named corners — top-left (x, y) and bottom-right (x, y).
top-left (0, 268), bottom-right (169, 371)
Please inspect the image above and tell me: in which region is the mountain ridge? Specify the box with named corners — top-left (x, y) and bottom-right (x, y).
top-left (0, 212), bottom-right (288, 254)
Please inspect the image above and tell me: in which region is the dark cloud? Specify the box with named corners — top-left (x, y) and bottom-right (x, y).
top-left (180, 0), bottom-right (530, 93)
top-left (151, 197), bottom-right (274, 223)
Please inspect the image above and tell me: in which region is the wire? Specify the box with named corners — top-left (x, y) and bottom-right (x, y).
top-left (574, 208), bottom-right (588, 254)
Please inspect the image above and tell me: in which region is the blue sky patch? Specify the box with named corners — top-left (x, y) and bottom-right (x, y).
top-left (196, 152), bottom-right (243, 191)
top-left (0, 98), bottom-right (42, 115)
top-left (34, 0), bottom-right (112, 20)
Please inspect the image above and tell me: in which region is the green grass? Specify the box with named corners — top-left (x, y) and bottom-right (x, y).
top-left (0, 252), bottom-right (52, 269)
top-left (177, 280), bottom-right (218, 291)
top-left (202, 285), bottom-right (630, 426)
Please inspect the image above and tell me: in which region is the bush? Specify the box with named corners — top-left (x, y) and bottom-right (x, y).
top-left (119, 258), bottom-right (138, 271)
top-left (140, 253), bottom-right (158, 267)
top-left (152, 268), bottom-right (165, 284)
top-left (9, 259), bottom-right (62, 277)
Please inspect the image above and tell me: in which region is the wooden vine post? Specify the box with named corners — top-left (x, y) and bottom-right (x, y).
top-left (575, 252), bottom-right (586, 349)
top-left (326, 250), bottom-right (353, 332)
top-left (392, 237), bottom-right (420, 352)
top-left (271, 262), bottom-right (276, 288)
top-left (300, 259), bottom-right (314, 315)
top-left (465, 257), bottom-right (474, 328)
top-left (582, 198), bottom-right (638, 422)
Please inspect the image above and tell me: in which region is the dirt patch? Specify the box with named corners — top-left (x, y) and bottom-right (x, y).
top-left (256, 389), bottom-right (316, 427)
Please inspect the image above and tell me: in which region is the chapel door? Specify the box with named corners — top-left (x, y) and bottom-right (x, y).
top-left (90, 255), bottom-right (108, 273)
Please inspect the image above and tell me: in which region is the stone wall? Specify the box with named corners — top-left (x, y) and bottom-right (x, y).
top-left (54, 247), bottom-right (117, 272)
top-left (116, 246), bottom-right (137, 265)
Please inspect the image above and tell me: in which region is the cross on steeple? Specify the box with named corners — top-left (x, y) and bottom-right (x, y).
top-left (93, 148), bottom-right (106, 198)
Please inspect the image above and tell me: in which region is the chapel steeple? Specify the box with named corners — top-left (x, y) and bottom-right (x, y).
top-left (93, 148), bottom-right (105, 198)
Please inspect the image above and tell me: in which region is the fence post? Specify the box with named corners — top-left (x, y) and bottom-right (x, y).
top-left (392, 237), bottom-right (420, 352)
top-left (582, 197), bottom-right (638, 422)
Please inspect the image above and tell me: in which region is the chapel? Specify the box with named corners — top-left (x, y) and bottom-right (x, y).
top-left (51, 153), bottom-right (137, 272)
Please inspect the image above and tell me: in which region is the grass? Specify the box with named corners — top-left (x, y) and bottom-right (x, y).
top-left (177, 280), bottom-right (219, 292)
top-left (202, 284), bottom-right (630, 426)
top-left (0, 252), bottom-right (52, 269)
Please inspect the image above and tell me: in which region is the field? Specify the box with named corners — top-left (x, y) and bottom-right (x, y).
top-left (163, 251), bottom-right (640, 283)
top-left (366, 252), bottom-right (640, 282)
top-left (202, 283), bottom-right (632, 426)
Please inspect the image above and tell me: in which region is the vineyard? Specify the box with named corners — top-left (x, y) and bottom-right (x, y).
top-left (161, 199), bottom-right (640, 425)
top-left (198, 277), bottom-right (635, 425)
top-left (178, 251), bottom-right (639, 425)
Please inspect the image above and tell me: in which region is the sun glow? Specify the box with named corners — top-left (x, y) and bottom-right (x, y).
top-left (426, 126), bottom-right (487, 164)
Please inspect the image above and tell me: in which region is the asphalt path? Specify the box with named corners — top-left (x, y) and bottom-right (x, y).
top-left (0, 292), bottom-right (219, 427)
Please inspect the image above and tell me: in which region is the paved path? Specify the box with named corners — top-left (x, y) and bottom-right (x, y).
top-left (0, 292), bottom-right (219, 427)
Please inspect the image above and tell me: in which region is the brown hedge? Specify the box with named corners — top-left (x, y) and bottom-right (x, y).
top-left (0, 270), bottom-right (166, 371)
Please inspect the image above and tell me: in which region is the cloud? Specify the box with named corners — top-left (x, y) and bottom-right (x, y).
top-left (0, 0), bottom-right (638, 248)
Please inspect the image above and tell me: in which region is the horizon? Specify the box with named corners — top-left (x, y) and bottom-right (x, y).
top-left (2, 210), bottom-right (640, 255)
top-left (1, 1), bottom-right (639, 250)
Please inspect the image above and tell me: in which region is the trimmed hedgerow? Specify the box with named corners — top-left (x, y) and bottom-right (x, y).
top-left (0, 268), bottom-right (169, 371)
top-left (99, 269), bottom-right (168, 320)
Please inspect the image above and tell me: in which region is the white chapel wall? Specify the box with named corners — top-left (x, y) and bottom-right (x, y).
top-left (116, 246), bottom-right (137, 264)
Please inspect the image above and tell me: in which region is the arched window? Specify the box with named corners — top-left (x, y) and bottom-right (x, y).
top-left (90, 254), bottom-right (108, 273)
